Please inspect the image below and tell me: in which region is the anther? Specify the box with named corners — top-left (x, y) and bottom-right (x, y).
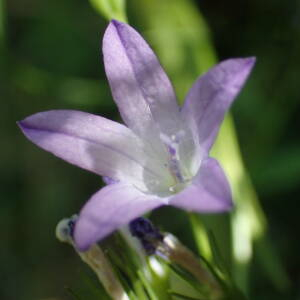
top-left (129, 218), bottom-right (163, 255)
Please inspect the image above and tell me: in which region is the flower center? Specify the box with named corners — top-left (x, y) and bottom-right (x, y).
top-left (160, 132), bottom-right (191, 194)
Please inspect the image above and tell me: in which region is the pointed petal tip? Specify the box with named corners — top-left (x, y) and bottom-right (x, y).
top-left (247, 56), bottom-right (256, 63)
top-left (16, 120), bottom-right (22, 129)
top-left (110, 19), bottom-right (123, 27)
top-left (223, 56), bottom-right (256, 83)
top-left (223, 56), bottom-right (256, 70)
top-left (228, 56), bottom-right (256, 71)
top-left (243, 56), bottom-right (256, 68)
top-left (17, 118), bottom-right (31, 127)
top-left (17, 119), bottom-right (25, 127)
top-left (233, 57), bottom-right (256, 75)
top-left (107, 19), bottom-right (126, 33)
top-left (17, 119), bottom-right (32, 137)
top-left (17, 112), bottom-right (56, 141)
top-left (17, 110), bottom-right (55, 131)
top-left (104, 20), bottom-right (125, 47)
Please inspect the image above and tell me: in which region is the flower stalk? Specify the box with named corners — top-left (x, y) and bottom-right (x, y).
top-left (56, 216), bottom-right (130, 300)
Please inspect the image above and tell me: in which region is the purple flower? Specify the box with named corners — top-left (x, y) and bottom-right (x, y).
top-left (18, 20), bottom-right (255, 251)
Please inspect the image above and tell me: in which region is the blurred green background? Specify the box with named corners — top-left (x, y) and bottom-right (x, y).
top-left (2, 0), bottom-right (300, 299)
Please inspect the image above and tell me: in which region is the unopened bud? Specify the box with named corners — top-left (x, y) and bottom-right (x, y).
top-left (130, 218), bottom-right (222, 299)
top-left (55, 215), bottom-right (77, 244)
top-left (56, 215), bottom-right (129, 300)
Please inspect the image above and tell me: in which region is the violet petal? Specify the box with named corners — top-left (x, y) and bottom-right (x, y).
top-left (103, 20), bottom-right (181, 142)
top-left (182, 57), bottom-right (256, 154)
top-left (73, 182), bottom-right (164, 251)
top-left (18, 110), bottom-right (165, 190)
top-left (170, 157), bottom-right (232, 212)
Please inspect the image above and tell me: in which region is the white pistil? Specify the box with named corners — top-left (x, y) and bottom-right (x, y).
top-left (160, 132), bottom-right (186, 187)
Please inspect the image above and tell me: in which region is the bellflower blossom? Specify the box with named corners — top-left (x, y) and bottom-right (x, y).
top-left (18, 20), bottom-right (255, 251)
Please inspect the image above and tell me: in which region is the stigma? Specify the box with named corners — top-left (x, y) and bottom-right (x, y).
top-left (160, 131), bottom-right (190, 193)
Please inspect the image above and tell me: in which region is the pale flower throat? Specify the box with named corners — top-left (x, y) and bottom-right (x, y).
top-left (160, 131), bottom-right (192, 195)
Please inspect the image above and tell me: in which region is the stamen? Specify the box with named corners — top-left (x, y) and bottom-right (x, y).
top-left (160, 132), bottom-right (185, 185)
top-left (129, 217), bottom-right (163, 255)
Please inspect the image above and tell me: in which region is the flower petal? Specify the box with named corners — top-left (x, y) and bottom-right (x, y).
top-left (170, 158), bottom-right (232, 212)
top-left (103, 20), bottom-right (181, 140)
top-left (18, 110), bottom-right (169, 191)
top-left (73, 182), bottom-right (165, 251)
top-left (182, 58), bottom-right (256, 154)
